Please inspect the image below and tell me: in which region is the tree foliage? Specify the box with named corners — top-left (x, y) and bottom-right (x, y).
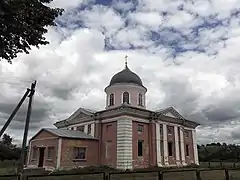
top-left (198, 143), bottom-right (240, 162)
top-left (0, 134), bottom-right (21, 161)
top-left (0, 0), bottom-right (64, 63)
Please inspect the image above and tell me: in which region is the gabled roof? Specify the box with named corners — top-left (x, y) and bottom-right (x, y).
top-left (156, 106), bottom-right (185, 119)
top-left (30, 128), bottom-right (98, 141)
top-left (54, 107), bottom-right (96, 127)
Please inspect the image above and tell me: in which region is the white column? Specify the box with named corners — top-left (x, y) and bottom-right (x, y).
top-left (192, 129), bottom-right (199, 165)
top-left (174, 126), bottom-right (180, 165)
top-left (56, 138), bottom-right (62, 169)
top-left (179, 127), bottom-right (186, 165)
top-left (91, 123), bottom-right (95, 136)
top-left (84, 124), bottom-right (88, 133)
top-left (155, 123), bottom-right (162, 166)
top-left (162, 124), bottom-right (169, 165)
top-left (116, 118), bottom-right (132, 169)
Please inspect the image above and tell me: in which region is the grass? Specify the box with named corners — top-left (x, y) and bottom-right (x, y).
top-left (1, 161), bottom-right (240, 180)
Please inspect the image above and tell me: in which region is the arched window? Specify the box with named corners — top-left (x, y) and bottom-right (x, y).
top-left (138, 93), bottom-right (143, 106)
top-left (123, 92), bottom-right (130, 104)
top-left (109, 93), bottom-right (114, 106)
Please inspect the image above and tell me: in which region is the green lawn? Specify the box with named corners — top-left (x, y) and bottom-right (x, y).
top-left (1, 161), bottom-right (240, 180)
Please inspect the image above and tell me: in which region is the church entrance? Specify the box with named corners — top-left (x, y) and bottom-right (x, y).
top-left (38, 147), bottom-right (45, 167)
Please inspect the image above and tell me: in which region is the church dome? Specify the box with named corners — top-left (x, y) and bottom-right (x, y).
top-left (109, 65), bottom-right (143, 87)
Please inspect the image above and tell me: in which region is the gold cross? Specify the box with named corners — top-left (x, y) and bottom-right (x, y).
top-left (125, 55), bottom-right (128, 67)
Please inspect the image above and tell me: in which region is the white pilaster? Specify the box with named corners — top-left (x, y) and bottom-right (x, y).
top-left (91, 123), bottom-right (95, 136)
top-left (192, 129), bottom-right (199, 165)
top-left (174, 126), bottom-right (180, 165)
top-left (179, 127), bottom-right (186, 165)
top-left (155, 123), bottom-right (162, 166)
top-left (162, 124), bottom-right (169, 165)
top-left (117, 118), bottom-right (132, 169)
top-left (56, 138), bottom-right (62, 169)
top-left (84, 125), bottom-right (88, 133)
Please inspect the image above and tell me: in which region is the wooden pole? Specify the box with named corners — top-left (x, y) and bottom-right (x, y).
top-left (19, 80), bottom-right (36, 173)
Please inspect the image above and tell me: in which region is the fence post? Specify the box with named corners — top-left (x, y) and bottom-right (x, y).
top-left (233, 162), bottom-right (236, 168)
top-left (104, 172), bottom-right (109, 180)
top-left (225, 169), bottom-right (230, 180)
top-left (208, 162), bottom-right (211, 168)
top-left (158, 171), bottom-right (163, 180)
top-left (196, 169), bottom-right (201, 180)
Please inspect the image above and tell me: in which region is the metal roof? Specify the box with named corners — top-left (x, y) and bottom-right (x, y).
top-left (43, 128), bottom-right (98, 140)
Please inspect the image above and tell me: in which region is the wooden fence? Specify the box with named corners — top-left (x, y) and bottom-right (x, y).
top-left (1, 167), bottom-right (240, 180)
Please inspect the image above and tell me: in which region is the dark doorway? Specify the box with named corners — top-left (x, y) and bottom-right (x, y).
top-left (38, 147), bottom-right (45, 167)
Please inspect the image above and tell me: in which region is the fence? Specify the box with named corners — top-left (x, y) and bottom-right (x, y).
top-left (1, 167), bottom-right (240, 180)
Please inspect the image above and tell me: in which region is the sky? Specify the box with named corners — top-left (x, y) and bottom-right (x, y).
top-left (1, 0), bottom-right (240, 145)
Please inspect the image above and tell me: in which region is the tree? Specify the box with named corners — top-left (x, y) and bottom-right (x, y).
top-left (0, 0), bottom-right (64, 63)
top-left (2, 133), bottom-right (12, 146)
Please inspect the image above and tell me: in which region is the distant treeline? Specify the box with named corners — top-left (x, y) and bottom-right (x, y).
top-left (198, 143), bottom-right (240, 162)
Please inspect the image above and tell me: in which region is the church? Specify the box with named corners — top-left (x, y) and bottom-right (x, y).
top-left (26, 60), bottom-right (200, 170)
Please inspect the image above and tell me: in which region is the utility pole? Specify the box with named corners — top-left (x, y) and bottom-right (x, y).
top-left (19, 80), bottom-right (36, 173)
top-left (0, 89), bottom-right (31, 137)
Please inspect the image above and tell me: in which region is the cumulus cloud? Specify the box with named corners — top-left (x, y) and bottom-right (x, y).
top-left (1, 0), bottom-right (240, 145)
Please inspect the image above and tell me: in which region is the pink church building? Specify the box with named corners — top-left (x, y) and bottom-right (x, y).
top-left (27, 62), bottom-right (200, 170)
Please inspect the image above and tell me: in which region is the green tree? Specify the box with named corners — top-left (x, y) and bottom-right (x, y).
top-left (0, 0), bottom-right (64, 63)
top-left (2, 134), bottom-right (12, 146)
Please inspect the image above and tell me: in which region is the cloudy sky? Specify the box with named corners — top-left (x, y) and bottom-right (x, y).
top-left (1, 0), bottom-right (240, 145)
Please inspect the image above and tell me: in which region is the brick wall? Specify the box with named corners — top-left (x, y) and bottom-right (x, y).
top-left (60, 139), bottom-right (99, 168)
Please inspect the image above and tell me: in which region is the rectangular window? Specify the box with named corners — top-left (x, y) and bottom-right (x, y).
top-left (47, 147), bottom-right (54, 159)
top-left (77, 126), bottom-right (84, 132)
top-left (32, 147), bottom-right (37, 159)
top-left (137, 124), bottom-right (144, 133)
top-left (87, 124), bottom-right (91, 134)
top-left (73, 147), bottom-right (86, 160)
top-left (168, 142), bottom-right (173, 156)
top-left (106, 124), bottom-right (112, 132)
top-left (186, 144), bottom-right (189, 156)
top-left (167, 126), bottom-right (172, 135)
top-left (138, 140), bottom-right (143, 157)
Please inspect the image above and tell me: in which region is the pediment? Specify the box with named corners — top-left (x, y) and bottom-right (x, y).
top-left (67, 108), bottom-right (95, 122)
top-left (156, 107), bottom-right (185, 119)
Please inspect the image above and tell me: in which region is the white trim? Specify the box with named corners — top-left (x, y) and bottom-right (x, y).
top-left (30, 137), bottom-right (58, 142)
top-left (174, 126), bottom-right (180, 165)
top-left (105, 83), bottom-right (147, 92)
top-left (56, 138), bottom-right (62, 169)
top-left (27, 141), bottom-right (32, 166)
top-left (155, 122), bottom-right (162, 166)
top-left (90, 123), bottom-right (95, 136)
top-left (162, 124), bottom-right (168, 165)
top-left (192, 129), bottom-right (199, 165)
top-left (179, 127), bottom-right (186, 165)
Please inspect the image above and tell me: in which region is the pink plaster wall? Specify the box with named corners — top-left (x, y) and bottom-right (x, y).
top-left (105, 84), bottom-right (147, 109)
